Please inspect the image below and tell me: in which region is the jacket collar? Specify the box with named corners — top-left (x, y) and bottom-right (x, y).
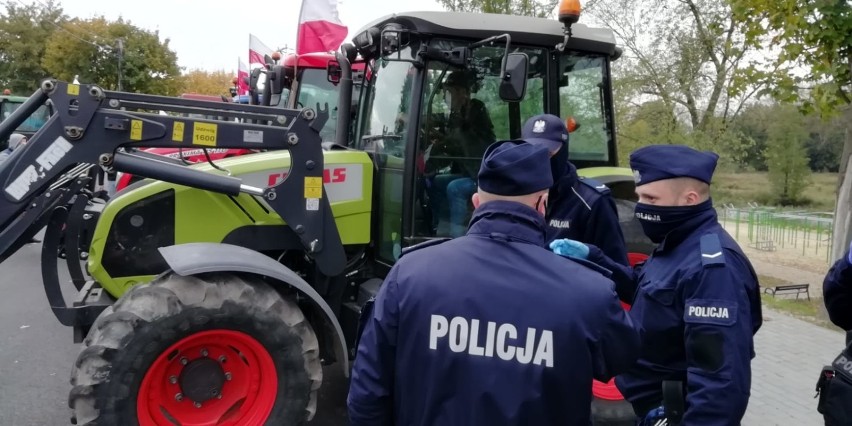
top-left (467, 200), bottom-right (547, 247)
top-left (656, 207), bottom-right (719, 253)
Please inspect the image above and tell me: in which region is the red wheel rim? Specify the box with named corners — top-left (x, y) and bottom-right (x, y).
top-left (137, 330), bottom-right (277, 426)
top-left (592, 252), bottom-right (648, 401)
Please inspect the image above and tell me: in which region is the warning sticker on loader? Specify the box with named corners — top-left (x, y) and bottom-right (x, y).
top-left (304, 177), bottom-right (323, 198)
top-left (130, 120), bottom-right (143, 141)
top-left (172, 121), bottom-right (185, 142)
top-left (67, 84), bottom-right (79, 96)
top-left (193, 122), bottom-right (217, 146)
top-left (306, 198), bottom-right (319, 211)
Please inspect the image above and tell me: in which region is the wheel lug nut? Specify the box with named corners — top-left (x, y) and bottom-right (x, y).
top-left (224, 372), bottom-right (232, 381)
top-left (217, 394), bottom-right (223, 399)
top-left (180, 357), bottom-right (188, 365)
top-left (175, 393), bottom-right (183, 401)
top-left (194, 402), bottom-right (202, 408)
top-left (218, 355), bottom-right (227, 363)
top-left (169, 375), bottom-right (177, 384)
top-left (201, 348), bottom-right (208, 357)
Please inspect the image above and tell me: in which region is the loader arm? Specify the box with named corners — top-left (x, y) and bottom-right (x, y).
top-left (0, 79), bottom-right (346, 276)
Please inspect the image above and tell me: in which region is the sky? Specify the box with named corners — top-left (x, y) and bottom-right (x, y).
top-left (18, 0), bottom-right (446, 74)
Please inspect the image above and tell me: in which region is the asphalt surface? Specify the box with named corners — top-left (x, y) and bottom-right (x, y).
top-left (0, 239), bottom-right (349, 426)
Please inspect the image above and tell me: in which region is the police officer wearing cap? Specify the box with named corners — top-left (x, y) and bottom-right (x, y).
top-left (551, 144), bottom-right (762, 425)
top-left (348, 140), bottom-right (640, 426)
top-left (522, 114), bottom-right (629, 265)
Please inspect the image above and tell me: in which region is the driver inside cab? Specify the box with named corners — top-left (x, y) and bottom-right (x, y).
top-left (423, 70), bottom-right (495, 237)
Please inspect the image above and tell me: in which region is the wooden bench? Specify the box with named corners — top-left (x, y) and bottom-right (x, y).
top-left (763, 284), bottom-right (810, 300)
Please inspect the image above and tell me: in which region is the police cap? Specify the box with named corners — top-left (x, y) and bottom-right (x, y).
top-left (629, 144), bottom-right (719, 186)
top-left (478, 140), bottom-right (553, 196)
top-left (521, 113), bottom-right (568, 154)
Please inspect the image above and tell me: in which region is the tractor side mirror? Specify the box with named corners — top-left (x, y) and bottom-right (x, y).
top-left (499, 52), bottom-right (529, 102)
top-left (268, 65), bottom-right (287, 95)
top-left (327, 60), bottom-right (342, 84)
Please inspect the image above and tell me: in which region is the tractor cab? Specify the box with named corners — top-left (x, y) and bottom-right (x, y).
top-left (281, 52), bottom-right (367, 143)
top-left (347, 8), bottom-right (625, 266)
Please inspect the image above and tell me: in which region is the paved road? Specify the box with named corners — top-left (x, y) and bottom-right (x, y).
top-left (0, 240), bottom-right (847, 425)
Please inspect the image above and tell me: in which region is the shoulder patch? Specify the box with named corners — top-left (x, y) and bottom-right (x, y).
top-left (579, 177), bottom-right (610, 195)
top-left (400, 238), bottom-right (451, 258)
top-left (699, 233), bottom-right (725, 267)
top-left (684, 299), bottom-right (737, 326)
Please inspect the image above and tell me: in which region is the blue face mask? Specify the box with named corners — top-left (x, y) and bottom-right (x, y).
top-left (634, 199), bottom-right (713, 243)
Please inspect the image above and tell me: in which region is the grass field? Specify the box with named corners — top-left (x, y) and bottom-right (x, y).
top-left (713, 172), bottom-right (839, 212)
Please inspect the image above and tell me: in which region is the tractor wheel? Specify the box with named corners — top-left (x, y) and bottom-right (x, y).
top-left (69, 272), bottom-right (322, 426)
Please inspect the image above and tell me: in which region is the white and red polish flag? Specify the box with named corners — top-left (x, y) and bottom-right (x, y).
top-left (296, 0), bottom-right (348, 54)
top-left (237, 58), bottom-right (250, 95)
top-left (249, 34), bottom-right (274, 68)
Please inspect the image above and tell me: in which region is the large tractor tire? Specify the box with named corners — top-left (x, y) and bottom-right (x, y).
top-left (69, 271), bottom-right (322, 426)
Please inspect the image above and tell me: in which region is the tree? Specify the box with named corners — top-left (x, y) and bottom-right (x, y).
top-left (0, 0), bottom-right (64, 93)
top-left (589, 0), bottom-right (781, 132)
top-left (730, 0), bottom-right (851, 115)
top-left (439, 0), bottom-right (558, 17)
top-left (764, 104), bottom-right (811, 204)
top-left (727, 0), bottom-right (851, 259)
top-left (42, 16), bottom-right (182, 95)
top-left (180, 69), bottom-right (233, 97)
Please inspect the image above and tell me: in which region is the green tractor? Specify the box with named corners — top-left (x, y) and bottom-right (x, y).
top-left (0, 7), bottom-right (650, 426)
top-left (0, 92), bottom-right (52, 148)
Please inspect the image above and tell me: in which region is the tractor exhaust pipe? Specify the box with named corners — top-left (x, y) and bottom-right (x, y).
top-left (112, 152), bottom-right (264, 197)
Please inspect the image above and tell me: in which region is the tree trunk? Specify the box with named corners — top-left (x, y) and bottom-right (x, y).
top-left (831, 125), bottom-right (852, 262)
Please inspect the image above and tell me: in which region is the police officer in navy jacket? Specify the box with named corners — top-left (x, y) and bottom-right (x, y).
top-left (521, 114), bottom-right (629, 266)
top-left (347, 140), bottom-right (640, 426)
top-left (551, 144), bottom-right (762, 425)
top-left (825, 242), bottom-right (852, 331)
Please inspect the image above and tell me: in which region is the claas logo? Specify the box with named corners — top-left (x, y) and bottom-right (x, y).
top-left (268, 167), bottom-right (347, 186)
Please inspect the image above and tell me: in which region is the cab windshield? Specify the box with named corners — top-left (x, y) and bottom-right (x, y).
top-left (296, 68), bottom-right (340, 142)
top-left (559, 54), bottom-right (611, 164)
top-left (1, 100), bottom-right (50, 134)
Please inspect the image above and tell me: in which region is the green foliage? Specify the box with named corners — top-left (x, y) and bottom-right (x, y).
top-left (729, 0), bottom-right (852, 115)
top-left (764, 104), bottom-right (812, 204)
top-left (42, 17), bottom-right (182, 95)
top-left (0, 0), bottom-right (64, 93)
top-left (438, 0), bottom-right (558, 17)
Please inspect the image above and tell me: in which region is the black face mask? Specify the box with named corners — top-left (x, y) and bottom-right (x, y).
top-left (549, 143), bottom-right (569, 182)
top-left (634, 199), bottom-right (713, 243)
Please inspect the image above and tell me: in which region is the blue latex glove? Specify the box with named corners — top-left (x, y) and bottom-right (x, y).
top-left (549, 238), bottom-right (590, 260)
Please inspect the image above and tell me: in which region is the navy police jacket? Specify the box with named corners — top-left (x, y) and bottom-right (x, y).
top-left (546, 163), bottom-right (629, 266)
top-left (347, 200), bottom-right (640, 426)
top-left (824, 251), bottom-right (852, 330)
top-left (586, 208), bottom-right (762, 424)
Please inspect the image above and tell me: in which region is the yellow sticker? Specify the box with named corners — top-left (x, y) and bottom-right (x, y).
top-left (304, 177), bottom-right (323, 198)
top-left (130, 120), bottom-right (143, 141)
top-left (172, 121), bottom-right (185, 142)
top-left (67, 84), bottom-right (79, 96)
top-left (193, 122), bottom-right (217, 146)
